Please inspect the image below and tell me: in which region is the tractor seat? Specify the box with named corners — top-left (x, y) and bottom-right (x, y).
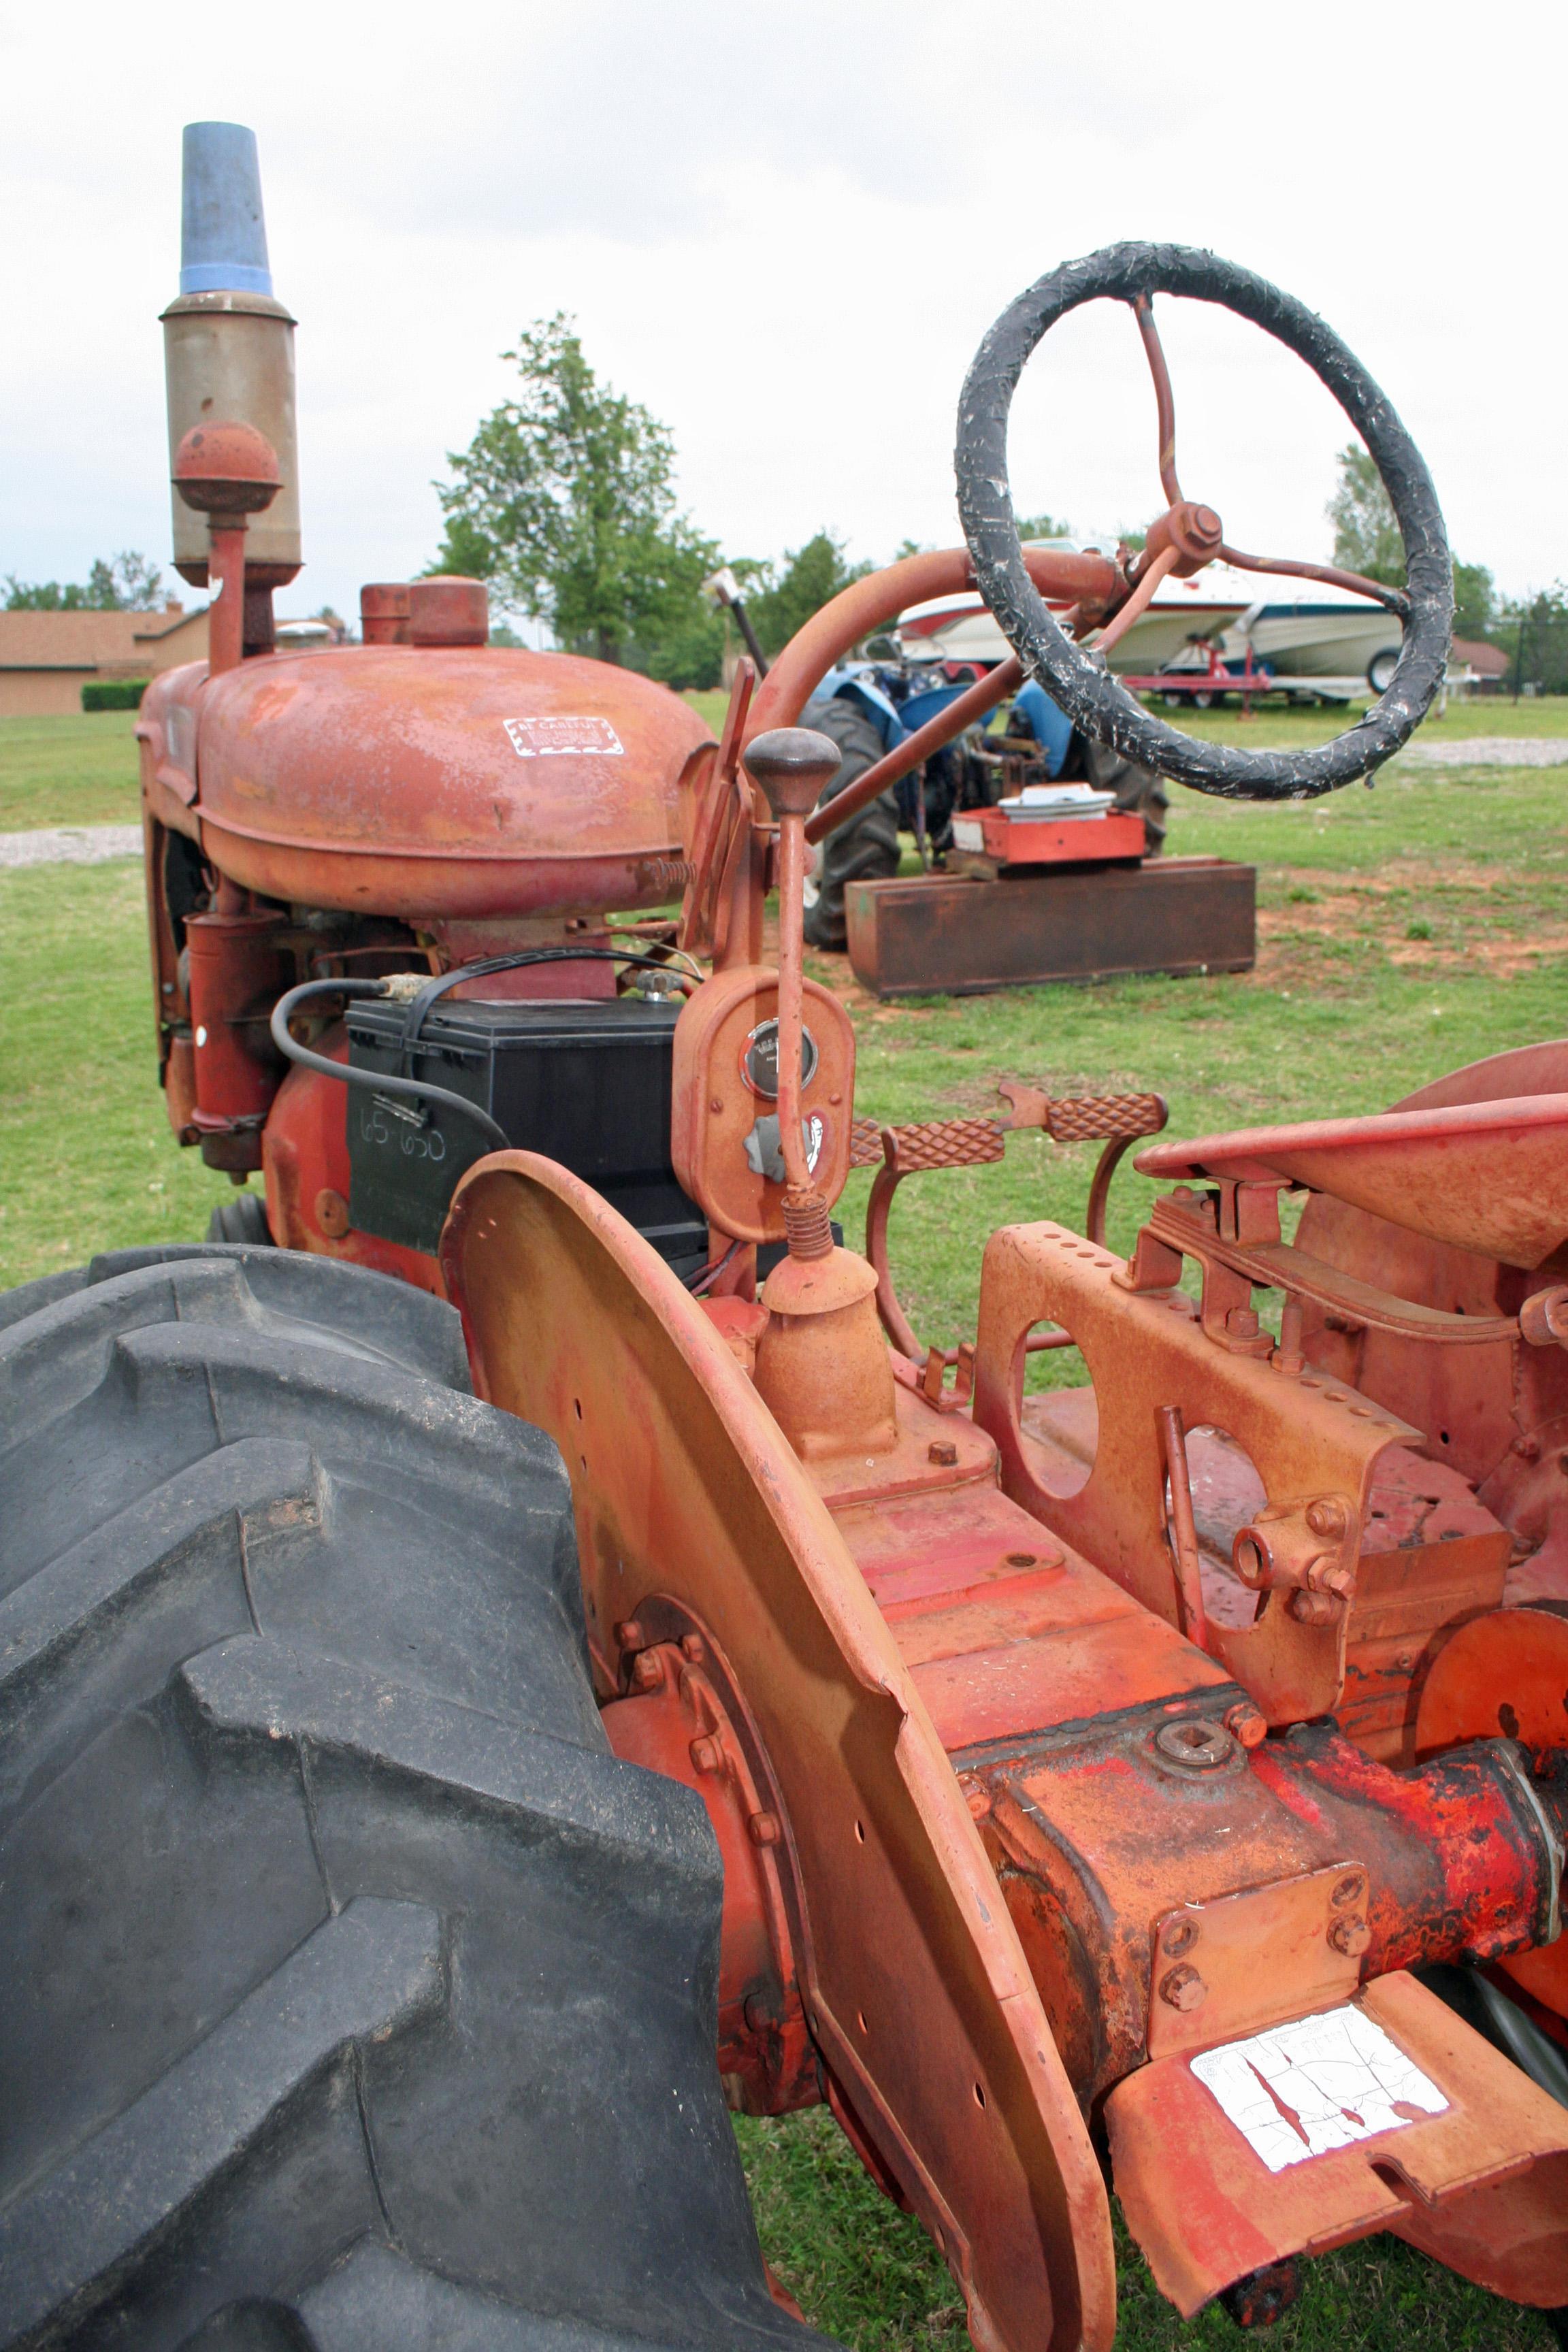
top-left (1135, 1090), bottom-right (1568, 1271)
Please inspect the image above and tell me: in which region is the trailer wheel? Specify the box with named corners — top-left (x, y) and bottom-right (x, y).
top-left (1080, 736), bottom-right (1169, 855)
top-left (800, 696), bottom-right (900, 951)
top-left (208, 1188), bottom-right (273, 1245)
top-left (1367, 645), bottom-right (1400, 694)
top-left (0, 1246), bottom-right (823, 2352)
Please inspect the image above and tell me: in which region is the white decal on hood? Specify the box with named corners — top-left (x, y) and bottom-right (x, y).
top-left (504, 716), bottom-right (625, 758)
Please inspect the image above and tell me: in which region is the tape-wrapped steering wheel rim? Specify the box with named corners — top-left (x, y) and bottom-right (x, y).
top-left (956, 242), bottom-right (1452, 801)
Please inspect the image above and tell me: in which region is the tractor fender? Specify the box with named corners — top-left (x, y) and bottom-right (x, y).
top-left (440, 1151), bottom-right (1115, 2352)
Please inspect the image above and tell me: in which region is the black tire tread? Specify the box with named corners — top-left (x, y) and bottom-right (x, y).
top-left (208, 1192), bottom-right (274, 1246)
top-left (801, 697), bottom-right (900, 950)
top-left (0, 1251), bottom-right (821, 2352)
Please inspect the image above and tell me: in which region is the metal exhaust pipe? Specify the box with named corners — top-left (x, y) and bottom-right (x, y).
top-left (161, 122), bottom-right (301, 648)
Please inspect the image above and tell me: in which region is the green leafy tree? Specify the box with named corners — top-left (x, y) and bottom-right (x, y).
top-left (1015, 512), bottom-right (1074, 542)
top-left (5, 551), bottom-right (164, 611)
top-left (1328, 448), bottom-right (1506, 647)
top-left (1499, 587), bottom-right (1568, 696)
top-left (430, 313), bottom-right (721, 685)
top-left (1326, 445), bottom-right (1405, 587)
top-left (744, 532), bottom-right (871, 657)
top-left (1451, 561), bottom-right (1496, 642)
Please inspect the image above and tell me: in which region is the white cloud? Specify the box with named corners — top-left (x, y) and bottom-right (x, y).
top-left (1, 0), bottom-right (1560, 619)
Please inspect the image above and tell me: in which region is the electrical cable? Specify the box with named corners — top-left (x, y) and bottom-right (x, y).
top-left (685, 1237), bottom-right (743, 1296)
top-left (269, 978), bottom-right (510, 1147)
top-left (269, 945), bottom-right (698, 1153)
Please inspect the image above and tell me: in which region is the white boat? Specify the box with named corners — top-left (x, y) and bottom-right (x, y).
top-left (895, 543), bottom-right (1403, 691)
top-left (895, 540), bottom-right (1250, 676)
top-left (1224, 581), bottom-right (1402, 693)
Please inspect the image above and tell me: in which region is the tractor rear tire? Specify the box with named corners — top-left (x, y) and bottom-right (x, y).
top-left (1080, 736), bottom-right (1169, 855)
top-left (800, 697), bottom-right (900, 951)
top-left (208, 1190), bottom-right (273, 1245)
top-left (0, 1245), bottom-right (825, 2352)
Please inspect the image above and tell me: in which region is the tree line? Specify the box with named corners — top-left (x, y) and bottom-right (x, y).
top-left (436, 317), bottom-right (1568, 694)
top-left (1329, 445), bottom-right (1566, 693)
top-left (429, 312), bottom-right (877, 689)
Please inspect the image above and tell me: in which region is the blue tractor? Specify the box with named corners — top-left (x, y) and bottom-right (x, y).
top-left (796, 658), bottom-right (1169, 949)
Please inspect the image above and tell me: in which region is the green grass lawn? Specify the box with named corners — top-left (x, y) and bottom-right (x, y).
top-left (0, 710), bottom-right (143, 829)
top-left (3, 708), bottom-right (1567, 2348)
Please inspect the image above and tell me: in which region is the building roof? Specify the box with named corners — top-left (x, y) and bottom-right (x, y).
top-left (1452, 636), bottom-right (1511, 679)
top-left (0, 603), bottom-right (206, 673)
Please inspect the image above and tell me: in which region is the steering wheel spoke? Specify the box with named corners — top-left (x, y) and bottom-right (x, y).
top-left (1216, 541), bottom-right (1411, 620)
top-left (1132, 293), bottom-right (1183, 508)
top-left (958, 243), bottom-right (1451, 800)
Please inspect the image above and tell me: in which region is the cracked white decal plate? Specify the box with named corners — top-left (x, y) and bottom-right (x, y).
top-left (503, 716), bottom-right (624, 758)
top-left (1190, 2004), bottom-right (1448, 2173)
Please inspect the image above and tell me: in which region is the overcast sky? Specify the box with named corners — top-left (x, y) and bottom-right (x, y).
top-left (1, 2), bottom-right (1560, 626)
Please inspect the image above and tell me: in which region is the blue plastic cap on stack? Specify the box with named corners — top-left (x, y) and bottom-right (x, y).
top-left (180, 122), bottom-right (273, 296)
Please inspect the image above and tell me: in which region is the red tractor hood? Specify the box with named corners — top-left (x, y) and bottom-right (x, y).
top-left (144, 645), bottom-right (711, 921)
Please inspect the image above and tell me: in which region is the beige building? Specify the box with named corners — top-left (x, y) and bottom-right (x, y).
top-left (0, 603), bottom-right (209, 718)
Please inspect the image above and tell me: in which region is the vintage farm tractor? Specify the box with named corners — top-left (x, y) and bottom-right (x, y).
top-left (6, 123), bottom-right (1568, 2352)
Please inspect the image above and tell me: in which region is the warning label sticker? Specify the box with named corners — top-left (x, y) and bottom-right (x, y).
top-left (1190, 2004), bottom-right (1448, 2173)
top-left (503, 715), bottom-right (625, 759)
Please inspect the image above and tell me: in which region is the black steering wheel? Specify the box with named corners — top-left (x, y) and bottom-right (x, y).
top-left (956, 242), bottom-right (1452, 800)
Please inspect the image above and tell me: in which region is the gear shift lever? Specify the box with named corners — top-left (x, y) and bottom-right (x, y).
top-left (740, 728), bottom-right (898, 1459)
top-left (740, 728), bottom-right (842, 1257)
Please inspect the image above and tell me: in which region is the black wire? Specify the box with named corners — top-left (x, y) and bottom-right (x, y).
top-left (685, 1237), bottom-right (742, 1295)
top-left (391, 945), bottom-right (690, 1069)
top-left (268, 946), bottom-right (693, 1153)
top-left (269, 978), bottom-right (510, 1147)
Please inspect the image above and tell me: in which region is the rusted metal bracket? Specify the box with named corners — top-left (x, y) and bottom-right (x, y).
top-left (1130, 1186), bottom-right (1527, 1350)
top-left (973, 1221), bottom-right (1422, 1725)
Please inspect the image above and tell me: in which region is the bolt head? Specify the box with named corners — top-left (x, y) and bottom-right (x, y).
top-left (1225, 1306), bottom-right (1260, 1338)
top-left (689, 1735), bottom-right (721, 1774)
top-left (1306, 1497), bottom-right (1350, 1539)
top-left (748, 1810), bottom-right (781, 1846)
top-left (928, 1439), bottom-right (959, 1467)
top-left (630, 1650), bottom-right (664, 1691)
top-left (1158, 1962), bottom-right (1207, 2012)
top-left (1328, 1914), bottom-right (1371, 1958)
top-left (614, 1619), bottom-right (644, 1651)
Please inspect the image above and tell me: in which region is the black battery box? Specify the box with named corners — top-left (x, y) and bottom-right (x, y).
top-left (345, 995), bottom-right (708, 1264)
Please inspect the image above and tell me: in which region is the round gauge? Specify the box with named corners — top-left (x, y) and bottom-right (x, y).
top-left (742, 1017), bottom-right (819, 1100)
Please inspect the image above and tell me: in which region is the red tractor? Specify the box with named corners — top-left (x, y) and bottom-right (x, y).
top-left (3, 129), bottom-right (1567, 2352)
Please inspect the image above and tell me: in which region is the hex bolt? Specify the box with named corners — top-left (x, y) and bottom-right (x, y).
top-left (1158, 1963), bottom-right (1207, 2012)
top-left (1289, 1588), bottom-right (1341, 1625)
top-left (928, 1439), bottom-right (959, 1467)
top-left (1163, 1917), bottom-right (1198, 1957)
top-left (1328, 1914), bottom-right (1371, 1958)
top-left (1306, 1497), bottom-right (1350, 1539)
top-left (614, 1619), bottom-right (644, 1651)
top-left (1224, 1701), bottom-right (1267, 1749)
top-left (749, 1810), bottom-right (782, 1846)
top-left (1331, 1872), bottom-right (1367, 1909)
top-left (681, 1634), bottom-right (706, 1663)
top-left (689, 1735), bottom-right (722, 1774)
top-left (630, 1650), bottom-right (664, 1692)
top-left (1226, 1307), bottom-right (1260, 1339)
